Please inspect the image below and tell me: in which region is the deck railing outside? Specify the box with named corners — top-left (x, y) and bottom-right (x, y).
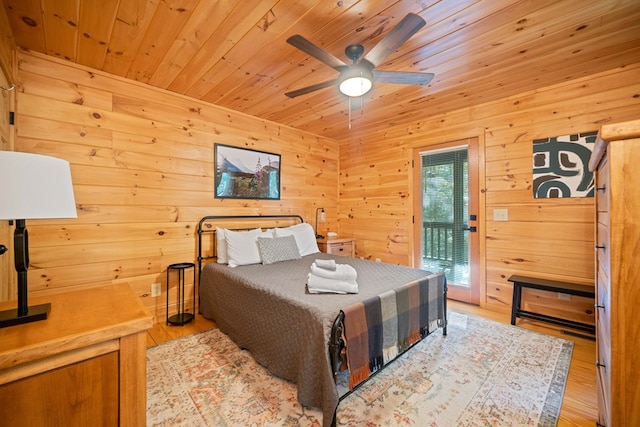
top-left (422, 221), bottom-right (470, 286)
top-left (422, 221), bottom-right (455, 268)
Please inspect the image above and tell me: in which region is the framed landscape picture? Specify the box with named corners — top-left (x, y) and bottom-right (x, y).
top-left (214, 144), bottom-right (281, 200)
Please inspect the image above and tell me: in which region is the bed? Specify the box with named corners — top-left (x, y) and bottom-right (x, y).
top-left (197, 215), bottom-right (447, 427)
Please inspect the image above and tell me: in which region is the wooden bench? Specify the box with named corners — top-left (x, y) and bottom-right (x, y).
top-left (508, 274), bottom-right (595, 334)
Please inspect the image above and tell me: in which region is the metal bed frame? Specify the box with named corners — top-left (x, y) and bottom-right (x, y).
top-left (197, 214), bottom-right (304, 279)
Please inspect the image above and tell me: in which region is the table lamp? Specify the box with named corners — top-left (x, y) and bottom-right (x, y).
top-left (0, 151), bottom-right (77, 328)
top-left (315, 207), bottom-right (326, 239)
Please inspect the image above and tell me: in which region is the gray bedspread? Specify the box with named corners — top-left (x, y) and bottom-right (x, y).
top-left (199, 252), bottom-right (446, 427)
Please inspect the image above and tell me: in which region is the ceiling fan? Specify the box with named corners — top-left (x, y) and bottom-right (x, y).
top-left (285, 13), bottom-right (434, 99)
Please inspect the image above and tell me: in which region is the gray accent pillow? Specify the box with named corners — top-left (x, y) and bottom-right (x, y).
top-left (257, 235), bottom-right (301, 265)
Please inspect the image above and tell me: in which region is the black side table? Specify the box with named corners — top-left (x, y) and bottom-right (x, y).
top-left (166, 262), bottom-right (196, 325)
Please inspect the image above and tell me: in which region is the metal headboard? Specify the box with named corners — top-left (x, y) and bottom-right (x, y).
top-left (197, 214), bottom-right (304, 282)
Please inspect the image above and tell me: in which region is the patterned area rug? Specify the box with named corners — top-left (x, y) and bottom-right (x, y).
top-left (147, 312), bottom-right (572, 426)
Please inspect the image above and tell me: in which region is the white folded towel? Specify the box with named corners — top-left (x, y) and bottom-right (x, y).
top-left (314, 259), bottom-right (337, 271)
top-left (310, 263), bottom-right (357, 281)
top-left (307, 273), bottom-right (359, 294)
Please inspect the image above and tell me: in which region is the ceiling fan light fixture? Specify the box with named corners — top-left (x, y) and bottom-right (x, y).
top-left (338, 67), bottom-right (373, 97)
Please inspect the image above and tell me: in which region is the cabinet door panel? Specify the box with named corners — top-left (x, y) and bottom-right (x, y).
top-left (0, 352), bottom-right (119, 426)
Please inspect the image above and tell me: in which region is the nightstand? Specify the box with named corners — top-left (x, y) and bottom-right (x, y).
top-left (0, 284), bottom-right (152, 426)
top-left (317, 237), bottom-right (355, 257)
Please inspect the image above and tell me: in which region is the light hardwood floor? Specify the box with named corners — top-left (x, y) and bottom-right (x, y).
top-left (147, 300), bottom-right (597, 426)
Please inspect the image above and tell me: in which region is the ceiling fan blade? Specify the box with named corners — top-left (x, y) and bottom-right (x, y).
top-left (363, 13), bottom-right (426, 68)
top-left (373, 70), bottom-right (434, 85)
top-left (287, 35), bottom-right (348, 71)
top-left (285, 78), bottom-right (338, 98)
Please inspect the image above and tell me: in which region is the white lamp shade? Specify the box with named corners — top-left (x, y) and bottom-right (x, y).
top-left (0, 151), bottom-right (77, 220)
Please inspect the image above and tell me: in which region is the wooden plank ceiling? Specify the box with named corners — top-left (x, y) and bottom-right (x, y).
top-left (3, 0), bottom-right (640, 141)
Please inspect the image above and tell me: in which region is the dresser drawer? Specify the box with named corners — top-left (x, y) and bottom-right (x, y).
top-left (318, 238), bottom-right (355, 257)
top-left (596, 222), bottom-right (610, 278)
top-left (596, 269), bottom-right (610, 341)
top-left (596, 155), bottom-right (609, 212)
top-left (597, 379), bottom-right (611, 427)
top-left (327, 241), bottom-right (353, 256)
top-left (596, 331), bottom-right (612, 427)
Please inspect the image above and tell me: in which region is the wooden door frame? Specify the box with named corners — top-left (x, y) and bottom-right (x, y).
top-left (412, 137), bottom-right (482, 305)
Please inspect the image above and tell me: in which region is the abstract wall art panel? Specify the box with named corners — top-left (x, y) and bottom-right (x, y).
top-left (532, 131), bottom-right (597, 198)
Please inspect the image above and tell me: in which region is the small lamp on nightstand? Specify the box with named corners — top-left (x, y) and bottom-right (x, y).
top-left (315, 207), bottom-right (325, 239)
top-left (0, 152), bottom-right (77, 328)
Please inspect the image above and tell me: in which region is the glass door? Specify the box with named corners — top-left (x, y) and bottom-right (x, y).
top-left (414, 139), bottom-right (479, 304)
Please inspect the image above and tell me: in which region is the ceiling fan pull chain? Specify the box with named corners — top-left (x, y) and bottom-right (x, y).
top-left (348, 96), bottom-right (352, 129)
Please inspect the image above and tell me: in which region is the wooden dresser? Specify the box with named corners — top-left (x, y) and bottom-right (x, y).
top-left (317, 237), bottom-right (355, 257)
top-left (588, 119), bottom-right (640, 427)
top-left (0, 284), bottom-right (153, 426)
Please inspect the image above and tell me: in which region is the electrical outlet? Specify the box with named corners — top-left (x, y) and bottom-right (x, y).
top-left (493, 208), bottom-right (509, 221)
top-left (151, 283), bottom-right (161, 297)
top-left (558, 292), bottom-right (571, 301)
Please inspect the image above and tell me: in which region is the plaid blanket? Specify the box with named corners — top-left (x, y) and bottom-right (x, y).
top-left (342, 272), bottom-right (446, 390)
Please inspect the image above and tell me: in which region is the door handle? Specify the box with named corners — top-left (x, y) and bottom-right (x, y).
top-left (462, 226), bottom-right (477, 232)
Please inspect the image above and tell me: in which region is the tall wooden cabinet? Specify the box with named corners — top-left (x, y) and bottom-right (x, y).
top-left (588, 119), bottom-right (640, 427)
top-left (0, 284), bottom-right (153, 426)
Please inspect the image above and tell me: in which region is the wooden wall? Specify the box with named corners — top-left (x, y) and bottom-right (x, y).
top-left (0, 1), bottom-right (13, 82)
top-left (0, 6), bottom-right (16, 301)
top-left (339, 63), bottom-right (640, 319)
top-left (13, 51), bottom-right (339, 322)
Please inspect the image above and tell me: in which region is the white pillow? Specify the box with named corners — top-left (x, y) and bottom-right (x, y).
top-left (226, 228), bottom-right (273, 267)
top-left (216, 227), bottom-right (228, 264)
top-left (274, 223), bottom-right (319, 257)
